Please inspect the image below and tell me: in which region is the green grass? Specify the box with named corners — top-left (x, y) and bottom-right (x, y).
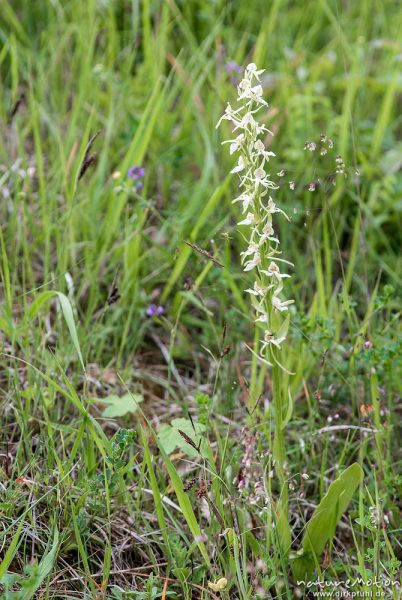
top-left (0, 0), bottom-right (401, 598)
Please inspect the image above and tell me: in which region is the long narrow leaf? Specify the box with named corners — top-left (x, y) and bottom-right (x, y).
top-left (141, 420), bottom-right (210, 566)
top-left (0, 518), bottom-right (25, 578)
top-left (56, 292), bottom-right (85, 371)
top-left (26, 290), bottom-right (85, 371)
top-left (20, 528), bottom-right (59, 600)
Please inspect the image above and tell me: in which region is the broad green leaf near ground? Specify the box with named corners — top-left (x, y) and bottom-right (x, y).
top-left (291, 463), bottom-right (364, 580)
top-left (157, 418), bottom-right (208, 458)
top-left (97, 393), bottom-right (143, 418)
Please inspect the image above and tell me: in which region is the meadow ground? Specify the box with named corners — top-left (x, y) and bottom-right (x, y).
top-left (0, 1), bottom-right (401, 598)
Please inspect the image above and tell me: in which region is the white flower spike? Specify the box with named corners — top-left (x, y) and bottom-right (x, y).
top-left (217, 63), bottom-right (294, 365)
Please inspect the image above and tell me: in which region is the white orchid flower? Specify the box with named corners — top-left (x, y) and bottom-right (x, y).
top-left (238, 212), bottom-right (256, 226)
top-left (231, 156), bottom-right (245, 174)
top-left (260, 331), bottom-right (286, 351)
top-left (245, 282), bottom-right (266, 297)
top-left (261, 262), bottom-right (291, 281)
top-left (272, 297), bottom-right (294, 312)
top-left (216, 102), bottom-right (243, 128)
top-left (240, 241), bottom-right (259, 260)
top-left (222, 133), bottom-right (245, 154)
top-left (245, 63), bottom-right (265, 80)
top-left (243, 252), bottom-right (261, 271)
top-left (232, 192), bottom-right (254, 213)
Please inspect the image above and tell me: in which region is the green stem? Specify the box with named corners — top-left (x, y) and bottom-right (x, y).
top-left (272, 358), bottom-right (290, 555)
top-left (272, 361), bottom-right (287, 498)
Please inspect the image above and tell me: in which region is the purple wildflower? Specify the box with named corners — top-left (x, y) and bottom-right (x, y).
top-left (146, 304), bottom-right (164, 318)
top-left (225, 62), bottom-right (242, 73)
top-left (128, 165), bottom-right (145, 181)
top-left (128, 165), bottom-right (145, 192)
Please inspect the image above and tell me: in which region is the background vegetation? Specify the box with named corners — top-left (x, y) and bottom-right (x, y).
top-left (0, 0), bottom-right (401, 598)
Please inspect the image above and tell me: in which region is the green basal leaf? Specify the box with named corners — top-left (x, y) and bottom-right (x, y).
top-left (291, 463), bottom-right (363, 580)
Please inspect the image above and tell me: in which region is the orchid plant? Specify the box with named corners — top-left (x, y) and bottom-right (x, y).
top-left (217, 62), bottom-right (293, 551)
top-left (217, 64), bottom-right (364, 570)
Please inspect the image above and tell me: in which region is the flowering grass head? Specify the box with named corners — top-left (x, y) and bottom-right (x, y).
top-left (217, 63), bottom-right (293, 367)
